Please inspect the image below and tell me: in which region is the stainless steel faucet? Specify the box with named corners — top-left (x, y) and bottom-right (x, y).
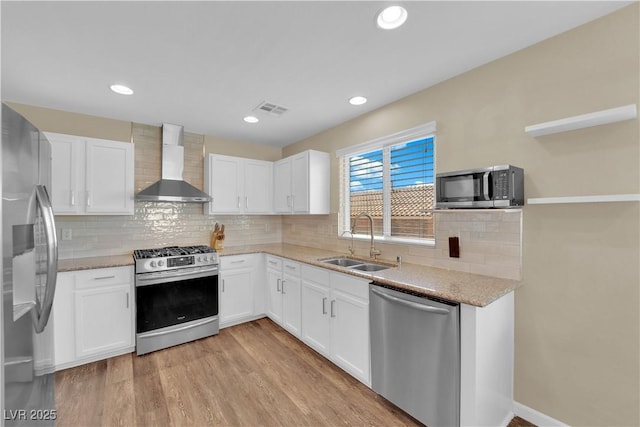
top-left (351, 212), bottom-right (381, 259)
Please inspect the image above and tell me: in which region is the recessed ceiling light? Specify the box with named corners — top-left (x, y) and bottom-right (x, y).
top-left (110, 84), bottom-right (133, 95)
top-left (243, 115), bottom-right (259, 123)
top-left (349, 96), bottom-right (368, 106)
top-left (376, 5), bottom-right (408, 30)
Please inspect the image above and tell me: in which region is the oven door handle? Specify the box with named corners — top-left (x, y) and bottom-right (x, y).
top-left (136, 268), bottom-right (219, 287)
top-left (137, 317), bottom-right (218, 339)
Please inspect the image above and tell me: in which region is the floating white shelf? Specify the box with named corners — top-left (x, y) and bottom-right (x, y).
top-left (525, 104), bottom-right (637, 137)
top-left (527, 194), bottom-right (640, 205)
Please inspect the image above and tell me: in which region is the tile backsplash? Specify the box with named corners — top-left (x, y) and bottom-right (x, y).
top-left (282, 211), bottom-right (522, 280)
top-left (56, 206), bottom-right (282, 258)
top-left (56, 122), bottom-right (521, 280)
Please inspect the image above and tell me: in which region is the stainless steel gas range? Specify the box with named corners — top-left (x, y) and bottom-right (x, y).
top-left (133, 245), bottom-right (219, 355)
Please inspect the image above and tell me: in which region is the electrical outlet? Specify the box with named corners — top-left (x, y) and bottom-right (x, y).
top-left (61, 229), bottom-right (72, 241)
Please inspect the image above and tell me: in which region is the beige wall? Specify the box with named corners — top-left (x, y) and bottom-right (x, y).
top-left (204, 135), bottom-right (281, 161)
top-left (6, 102), bottom-right (132, 142)
top-left (283, 5), bottom-right (639, 426)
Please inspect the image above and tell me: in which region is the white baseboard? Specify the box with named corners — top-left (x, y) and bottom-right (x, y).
top-left (514, 401), bottom-right (570, 427)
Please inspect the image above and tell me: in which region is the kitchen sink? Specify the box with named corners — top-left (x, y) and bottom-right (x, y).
top-left (350, 263), bottom-right (390, 272)
top-left (323, 258), bottom-right (364, 267)
top-left (319, 257), bottom-right (393, 272)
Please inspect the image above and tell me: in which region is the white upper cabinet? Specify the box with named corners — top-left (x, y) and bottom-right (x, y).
top-left (205, 154), bottom-right (273, 215)
top-left (47, 132), bottom-right (134, 215)
top-left (274, 150), bottom-right (330, 214)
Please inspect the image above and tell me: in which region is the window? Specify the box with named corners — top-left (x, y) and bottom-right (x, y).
top-left (338, 122), bottom-right (436, 245)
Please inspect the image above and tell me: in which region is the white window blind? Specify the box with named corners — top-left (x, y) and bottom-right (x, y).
top-left (340, 122), bottom-right (436, 245)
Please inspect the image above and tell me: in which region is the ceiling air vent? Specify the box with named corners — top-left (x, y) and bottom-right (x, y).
top-left (254, 101), bottom-right (288, 117)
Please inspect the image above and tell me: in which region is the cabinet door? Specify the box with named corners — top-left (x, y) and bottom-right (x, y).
top-left (49, 135), bottom-right (83, 214)
top-left (300, 280), bottom-right (331, 357)
top-left (273, 158), bottom-right (292, 213)
top-left (291, 152), bottom-right (309, 213)
top-left (281, 273), bottom-right (301, 337)
top-left (74, 284), bottom-right (132, 359)
top-left (53, 272), bottom-right (76, 367)
top-left (244, 159), bottom-right (273, 213)
top-left (220, 267), bottom-right (254, 326)
top-left (266, 267), bottom-right (283, 324)
top-left (85, 140), bottom-right (134, 214)
top-left (207, 155), bottom-right (243, 214)
top-left (331, 289), bottom-right (370, 385)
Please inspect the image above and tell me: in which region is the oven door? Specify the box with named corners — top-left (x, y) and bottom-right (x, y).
top-left (436, 168), bottom-right (494, 208)
top-left (135, 267), bottom-right (218, 334)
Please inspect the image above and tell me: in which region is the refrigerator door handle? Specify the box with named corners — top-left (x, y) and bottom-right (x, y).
top-left (31, 185), bottom-right (58, 333)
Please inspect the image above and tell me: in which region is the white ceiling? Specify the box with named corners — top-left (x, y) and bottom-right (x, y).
top-left (1, 1), bottom-right (632, 148)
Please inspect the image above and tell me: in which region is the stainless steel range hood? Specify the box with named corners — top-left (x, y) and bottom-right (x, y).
top-left (136, 123), bottom-right (212, 203)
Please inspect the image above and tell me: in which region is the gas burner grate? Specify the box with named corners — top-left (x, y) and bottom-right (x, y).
top-left (133, 245), bottom-right (215, 259)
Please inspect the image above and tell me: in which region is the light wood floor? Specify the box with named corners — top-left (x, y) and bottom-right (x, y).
top-left (56, 318), bottom-right (422, 426)
top-left (55, 317), bottom-right (535, 427)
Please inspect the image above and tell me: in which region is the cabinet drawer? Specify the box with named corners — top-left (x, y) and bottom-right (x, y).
top-left (330, 272), bottom-right (369, 301)
top-left (266, 256), bottom-right (282, 270)
top-left (283, 260), bottom-right (301, 276)
top-left (301, 264), bottom-right (330, 285)
top-left (221, 254), bottom-right (256, 270)
top-left (74, 266), bottom-right (133, 289)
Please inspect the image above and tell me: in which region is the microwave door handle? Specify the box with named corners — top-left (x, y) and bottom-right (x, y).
top-left (31, 185), bottom-right (58, 333)
top-left (483, 171), bottom-right (491, 200)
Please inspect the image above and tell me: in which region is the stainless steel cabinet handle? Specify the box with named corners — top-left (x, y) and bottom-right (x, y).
top-left (285, 265), bottom-right (296, 270)
top-left (370, 287), bottom-right (451, 314)
top-left (126, 292), bottom-right (129, 308)
top-left (86, 190), bottom-right (91, 207)
top-left (330, 300), bottom-right (336, 318)
top-left (269, 260), bottom-right (278, 266)
top-left (94, 275), bottom-right (116, 280)
top-left (230, 260), bottom-right (246, 264)
top-left (322, 297), bottom-right (327, 315)
top-left (222, 279), bottom-right (225, 292)
top-left (70, 190), bottom-right (75, 207)
top-left (281, 280), bottom-right (286, 294)
top-left (276, 278), bottom-right (281, 292)
top-left (286, 195), bottom-right (291, 207)
top-left (237, 196), bottom-right (241, 209)
top-left (245, 196), bottom-right (248, 209)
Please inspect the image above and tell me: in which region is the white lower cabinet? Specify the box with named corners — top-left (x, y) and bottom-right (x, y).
top-left (266, 256), bottom-right (301, 337)
top-left (301, 265), bottom-right (370, 385)
top-left (220, 254), bottom-right (264, 328)
top-left (53, 266), bottom-right (134, 370)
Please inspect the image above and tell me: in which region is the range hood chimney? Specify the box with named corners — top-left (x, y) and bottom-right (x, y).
top-left (135, 123), bottom-right (212, 203)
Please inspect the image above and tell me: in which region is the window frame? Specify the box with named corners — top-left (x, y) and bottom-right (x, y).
top-left (338, 121), bottom-right (437, 247)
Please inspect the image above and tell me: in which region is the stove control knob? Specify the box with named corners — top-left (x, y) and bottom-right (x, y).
top-left (150, 261), bottom-right (157, 268)
top-left (197, 256), bottom-right (203, 263)
top-left (210, 256), bottom-right (216, 262)
top-left (158, 260), bottom-right (165, 267)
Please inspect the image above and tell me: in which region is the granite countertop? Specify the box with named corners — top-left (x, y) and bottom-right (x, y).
top-left (218, 243), bottom-right (521, 307)
top-left (57, 243), bottom-right (521, 307)
top-left (58, 254), bottom-right (134, 272)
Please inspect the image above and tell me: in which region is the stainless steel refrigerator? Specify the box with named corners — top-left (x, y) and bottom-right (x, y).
top-left (2, 104), bottom-right (58, 426)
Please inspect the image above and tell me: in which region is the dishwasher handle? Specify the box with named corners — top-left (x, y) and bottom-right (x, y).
top-left (370, 287), bottom-right (452, 315)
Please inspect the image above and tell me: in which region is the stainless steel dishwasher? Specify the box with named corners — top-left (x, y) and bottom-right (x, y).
top-left (370, 283), bottom-right (460, 427)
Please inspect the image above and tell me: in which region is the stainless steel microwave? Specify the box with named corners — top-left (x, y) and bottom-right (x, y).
top-left (435, 165), bottom-right (524, 208)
